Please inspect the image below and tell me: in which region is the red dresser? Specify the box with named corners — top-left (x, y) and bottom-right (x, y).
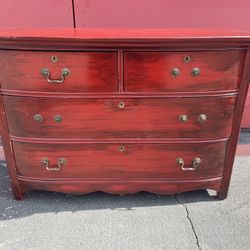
top-left (1, 1), bottom-right (250, 200)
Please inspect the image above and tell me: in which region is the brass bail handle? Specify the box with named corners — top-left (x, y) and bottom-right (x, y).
top-left (176, 157), bottom-right (201, 171)
top-left (41, 68), bottom-right (70, 83)
top-left (42, 158), bottom-right (66, 171)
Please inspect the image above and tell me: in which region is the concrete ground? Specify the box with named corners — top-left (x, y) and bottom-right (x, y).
top-left (0, 156), bottom-right (249, 250)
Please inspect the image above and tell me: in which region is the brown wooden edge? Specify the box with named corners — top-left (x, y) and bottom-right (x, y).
top-left (218, 49), bottom-right (250, 199)
top-left (0, 89), bottom-right (238, 98)
top-left (0, 94), bottom-right (24, 200)
top-left (117, 49), bottom-right (124, 92)
top-left (1, 37), bottom-right (250, 50)
top-left (17, 176), bottom-right (222, 196)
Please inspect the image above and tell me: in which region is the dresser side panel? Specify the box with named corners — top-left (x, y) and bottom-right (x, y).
top-left (219, 49), bottom-right (250, 199)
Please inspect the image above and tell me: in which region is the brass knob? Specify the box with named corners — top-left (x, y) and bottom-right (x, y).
top-left (198, 114), bottom-right (207, 123)
top-left (61, 68), bottom-right (70, 77)
top-left (118, 101), bottom-right (125, 109)
top-left (179, 115), bottom-right (188, 122)
top-left (119, 145), bottom-right (126, 152)
top-left (193, 157), bottom-right (201, 168)
top-left (54, 115), bottom-right (62, 123)
top-left (171, 68), bottom-right (180, 77)
top-left (176, 157), bottom-right (184, 166)
top-left (191, 68), bottom-right (200, 76)
top-left (34, 114), bottom-right (43, 123)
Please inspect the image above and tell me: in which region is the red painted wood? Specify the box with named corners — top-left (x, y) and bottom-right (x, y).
top-left (241, 89), bottom-right (250, 128)
top-left (0, 90), bottom-right (238, 98)
top-left (10, 138), bottom-right (228, 144)
top-left (0, 0), bottom-right (74, 29)
top-left (124, 51), bottom-right (244, 92)
top-left (4, 96), bottom-right (235, 139)
top-left (18, 177), bottom-right (223, 196)
top-left (118, 49), bottom-right (124, 92)
top-left (0, 17), bottom-right (249, 199)
top-left (1, 29), bottom-right (250, 41)
top-left (2, 29), bottom-right (250, 51)
top-left (0, 95), bottom-right (24, 200)
top-left (218, 50), bottom-right (250, 199)
top-left (13, 141), bottom-right (227, 180)
top-left (2, 31), bottom-right (250, 53)
top-left (74, 0), bottom-right (250, 31)
top-left (0, 50), bottom-right (118, 92)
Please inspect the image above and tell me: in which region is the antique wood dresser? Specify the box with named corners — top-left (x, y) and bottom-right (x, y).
top-left (1, 1), bottom-right (250, 200)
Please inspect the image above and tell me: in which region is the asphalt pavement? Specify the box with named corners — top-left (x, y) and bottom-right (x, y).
top-left (0, 156), bottom-right (249, 250)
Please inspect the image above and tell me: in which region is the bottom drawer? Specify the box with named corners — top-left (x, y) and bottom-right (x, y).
top-left (13, 140), bottom-right (227, 180)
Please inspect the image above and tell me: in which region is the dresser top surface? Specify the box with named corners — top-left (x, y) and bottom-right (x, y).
top-left (1, 0), bottom-right (250, 42)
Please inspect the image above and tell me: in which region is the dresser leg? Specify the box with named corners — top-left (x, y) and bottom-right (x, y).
top-left (217, 189), bottom-right (228, 200)
top-left (11, 184), bottom-right (25, 200)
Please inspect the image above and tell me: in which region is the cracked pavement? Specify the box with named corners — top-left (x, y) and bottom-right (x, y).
top-left (0, 156), bottom-right (250, 250)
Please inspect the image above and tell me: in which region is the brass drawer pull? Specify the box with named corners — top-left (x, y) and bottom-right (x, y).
top-left (198, 114), bottom-right (207, 123)
top-left (118, 101), bottom-right (125, 109)
top-left (41, 68), bottom-right (70, 83)
top-left (34, 114), bottom-right (43, 123)
top-left (179, 114), bottom-right (188, 122)
top-left (191, 68), bottom-right (200, 76)
top-left (171, 68), bottom-right (180, 77)
top-left (176, 157), bottom-right (201, 171)
top-left (42, 158), bottom-right (66, 171)
top-left (54, 115), bottom-right (62, 123)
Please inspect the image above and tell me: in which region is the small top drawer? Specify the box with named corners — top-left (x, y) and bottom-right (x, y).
top-left (0, 50), bottom-right (118, 92)
top-left (124, 50), bottom-right (244, 92)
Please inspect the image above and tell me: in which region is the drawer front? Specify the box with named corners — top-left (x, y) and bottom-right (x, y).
top-left (13, 141), bottom-right (227, 180)
top-left (4, 96), bottom-right (235, 139)
top-left (0, 50), bottom-right (118, 92)
top-left (124, 51), bottom-right (244, 92)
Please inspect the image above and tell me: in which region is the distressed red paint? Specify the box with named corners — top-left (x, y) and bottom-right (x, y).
top-left (1, 3), bottom-right (250, 200)
top-left (4, 96), bottom-right (235, 139)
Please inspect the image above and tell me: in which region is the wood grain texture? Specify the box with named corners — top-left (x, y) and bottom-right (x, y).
top-left (13, 141), bottom-right (227, 180)
top-left (0, 31), bottom-right (248, 200)
top-left (241, 88), bottom-right (250, 127)
top-left (0, 50), bottom-right (118, 92)
top-left (124, 51), bottom-right (244, 92)
top-left (4, 96), bottom-right (235, 139)
top-left (2, 33), bottom-right (250, 51)
top-left (0, 95), bottom-right (24, 200)
top-left (218, 49), bottom-right (250, 199)
top-left (18, 177), bottom-right (223, 195)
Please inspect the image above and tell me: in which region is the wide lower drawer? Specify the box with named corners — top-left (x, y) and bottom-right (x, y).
top-left (13, 140), bottom-right (227, 179)
top-left (0, 50), bottom-right (118, 92)
top-left (4, 96), bottom-right (235, 139)
top-left (124, 51), bottom-right (244, 92)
